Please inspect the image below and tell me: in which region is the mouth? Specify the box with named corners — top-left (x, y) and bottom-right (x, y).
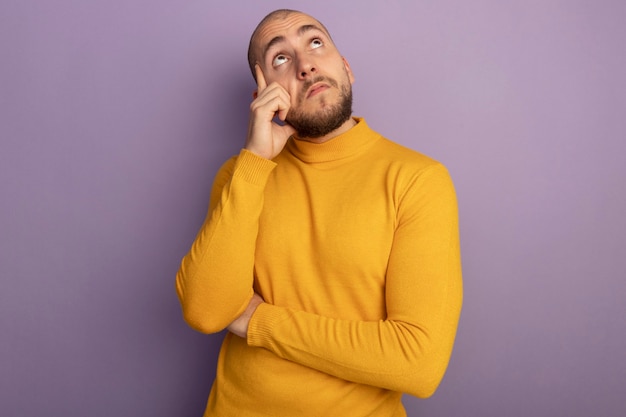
top-left (306, 82), bottom-right (330, 99)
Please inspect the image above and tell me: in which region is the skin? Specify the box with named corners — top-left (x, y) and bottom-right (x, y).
top-left (227, 12), bottom-right (356, 338)
top-left (245, 11), bottom-right (356, 157)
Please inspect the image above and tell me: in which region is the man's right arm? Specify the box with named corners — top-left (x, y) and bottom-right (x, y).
top-left (176, 64), bottom-right (294, 333)
top-left (175, 150), bottom-right (276, 333)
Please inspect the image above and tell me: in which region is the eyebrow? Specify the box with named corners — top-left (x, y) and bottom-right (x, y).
top-left (262, 24), bottom-right (327, 61)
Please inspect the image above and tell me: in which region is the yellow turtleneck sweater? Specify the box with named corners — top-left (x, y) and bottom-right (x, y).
top-left (176, 118), bottom-right (463, 417)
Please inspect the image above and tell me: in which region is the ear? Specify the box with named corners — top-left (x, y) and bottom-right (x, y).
top-left (342, 57), bottom-right (355, 84)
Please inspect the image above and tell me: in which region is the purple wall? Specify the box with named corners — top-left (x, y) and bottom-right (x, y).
top-left (1, 1), bottom-right (624, 416)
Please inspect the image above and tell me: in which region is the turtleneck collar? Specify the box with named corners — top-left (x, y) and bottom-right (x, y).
top-left (286, 118), bottom-right (380, 163)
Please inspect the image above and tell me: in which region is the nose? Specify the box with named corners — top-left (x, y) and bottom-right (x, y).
top-left (297, 56), bottom-right (317, 79)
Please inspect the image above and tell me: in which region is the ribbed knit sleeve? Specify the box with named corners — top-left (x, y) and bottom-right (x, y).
top-left (247, 163), bottom-right (463, 398)
top-left (176, 149), bottom-right (276, 333)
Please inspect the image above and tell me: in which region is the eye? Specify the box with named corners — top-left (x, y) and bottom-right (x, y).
top-left (311, 38), bottom-right (323, 49)
top-left (272, 54), bottom-right (289, 67)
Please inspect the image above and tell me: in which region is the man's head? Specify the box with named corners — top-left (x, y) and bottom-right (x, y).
top-left (247, 9), bottom-right (355, 138)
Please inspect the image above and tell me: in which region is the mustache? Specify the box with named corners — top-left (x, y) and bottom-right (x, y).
top-left (300, 76), bottom-right (339, 95)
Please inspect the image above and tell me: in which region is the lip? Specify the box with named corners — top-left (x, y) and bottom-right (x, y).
top-left (306, 83), bottom-right (330, 98)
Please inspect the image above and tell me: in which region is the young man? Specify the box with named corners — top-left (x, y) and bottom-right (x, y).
top-left (176, 9), bottom-right (463, 417)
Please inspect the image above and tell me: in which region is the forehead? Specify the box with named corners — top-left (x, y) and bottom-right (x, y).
top-left (253, 13), bottom-right (331, 54)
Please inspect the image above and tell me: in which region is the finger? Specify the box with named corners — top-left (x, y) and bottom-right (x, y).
top-left (255, 64), bottom-right (267, 92)
top-left (251, 85), bottom-right (291, 118)
top-left (251, 90), bottom-right (289, 113)
top-left (276, 104), bottom-right (290, 122)
top-left (254, 82), bottom-right (289, 103)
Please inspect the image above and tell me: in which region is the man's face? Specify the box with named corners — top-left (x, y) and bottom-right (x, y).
top-left (252, 13), bottom-right (355, 137)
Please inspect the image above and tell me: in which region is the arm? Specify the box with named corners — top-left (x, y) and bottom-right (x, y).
top-left (175, 65), bottom-right (295, 333)
top-left (175, 150), bottom-right (276, 333)
top-left (246, 164), bottom-right (463, 398)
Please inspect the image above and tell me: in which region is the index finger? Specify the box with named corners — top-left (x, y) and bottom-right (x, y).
top-left (255, 64), bottom-right (267, 92)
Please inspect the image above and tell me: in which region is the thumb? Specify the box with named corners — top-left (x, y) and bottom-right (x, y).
top-left (280, 123), bottom-right (296, 137)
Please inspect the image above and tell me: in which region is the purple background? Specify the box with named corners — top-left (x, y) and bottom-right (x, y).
top-left (1, 1), bottom-right (625, 416)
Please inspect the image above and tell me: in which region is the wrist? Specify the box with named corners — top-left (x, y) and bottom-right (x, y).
top-left (243, 145), bottom-right (272, 160)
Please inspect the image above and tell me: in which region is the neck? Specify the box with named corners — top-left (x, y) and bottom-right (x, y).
top-left (295, 117), bottom-right (357, 144)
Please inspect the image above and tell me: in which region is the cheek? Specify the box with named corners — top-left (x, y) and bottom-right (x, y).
top-left (285, 83), bottom-right (301, 102)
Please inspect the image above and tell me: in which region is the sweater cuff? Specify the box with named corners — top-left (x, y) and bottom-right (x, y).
top-left (247, 303), bottom-right (290, 350)
top-left (233, 149), bottom-right (277, 187)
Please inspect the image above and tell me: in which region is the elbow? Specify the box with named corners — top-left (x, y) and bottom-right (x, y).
top-left (392, 326), bottom-right (454, 398)
top-left (398, 363), bottom-right (445, 398)
top-left (403, 360), bottom-right (448, 399)
top-left (177, 286), bottom-right (250, 334)
top-left (175, 276), bottom-right (230, 334)
top-left (176, 287), bottom-right (229, 334)
top-left (182, 310), bottom-right (226, 334)
top-left (411, 375), bottom-right (441, 399)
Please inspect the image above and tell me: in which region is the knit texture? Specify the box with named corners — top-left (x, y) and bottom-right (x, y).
top-left (176, 118), bottom-right (463, 417)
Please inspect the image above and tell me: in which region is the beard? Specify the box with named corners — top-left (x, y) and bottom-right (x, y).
top-left (285, 76), bottom-right (353, 139)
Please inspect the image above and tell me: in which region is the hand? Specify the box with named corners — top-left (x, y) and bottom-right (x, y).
top-left (244, 65), bottom-right (296, 160)
top-left (227, 293), bottom-right (265, 338)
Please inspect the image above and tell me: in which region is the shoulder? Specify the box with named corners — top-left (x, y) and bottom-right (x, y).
top-left (373, 139), bottom-right (458, 218)
top-left (370, 135), bottom-right (451, 181)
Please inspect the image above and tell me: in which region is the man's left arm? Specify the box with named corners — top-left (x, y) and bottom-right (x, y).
top-left (245, 164), bottom-right (463, 398)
